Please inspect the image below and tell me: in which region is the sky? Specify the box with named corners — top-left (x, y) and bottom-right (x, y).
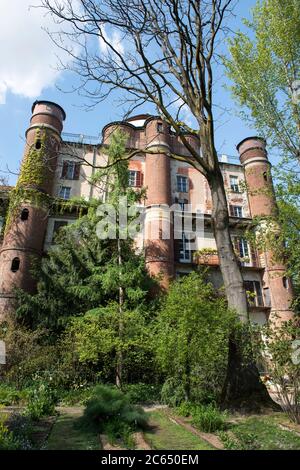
top-left (0, 0), bottom-right (258, 185)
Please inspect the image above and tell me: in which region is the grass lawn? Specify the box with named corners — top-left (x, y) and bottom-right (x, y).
top-left (224, 413), bottom-right (300, 450)
top-left (144, 410), bottom-right (215, 450)
top-left (45, 409), bottom-right (99, 450)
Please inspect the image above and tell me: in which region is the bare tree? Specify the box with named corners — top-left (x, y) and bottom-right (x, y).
top-left (40, 0), bottom-right (273, 408)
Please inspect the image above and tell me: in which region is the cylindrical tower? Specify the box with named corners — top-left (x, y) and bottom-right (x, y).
top-left (237, 137), bottom-right (294, 323)
top-left (0, 101), bottom-right (65, 319)
top-left (144, 118), bottom-right (174, 289)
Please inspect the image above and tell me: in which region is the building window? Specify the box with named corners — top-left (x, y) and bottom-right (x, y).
top-left (61, 161), bottom-right (80, 180)
top-left (244, 280), bottom-right (264, 307)
top-left (230, 175), bottom-right (239, 192)
top-left (157, 122), bottom-right (163, 133)
top-left (177, 175), bottom-right (188, 193)
top-left (233, 237), bottom-right (249, 259)
top-left (263, 287), bottom-right (271, 307)
top-left (59, 186), bottom-right (71, 200)
top-left (128, 170), bottom-right (143, 188)
top-left (283, 276), bottom-right (289, 289)
top-left (230, 205), bottom-right (243, 218)
top-left (52, 221), bottom-right (68, 243)
top-left (11, 257), bottom-right (20, 273)
top-left (35, 139), bottom-right (42, 150)
top-left (263, 171), bottom-right (268, 182)
top-left (179, 233), bottom-right (192, 263)
top-left (20, 208), bottom-right (29, 221)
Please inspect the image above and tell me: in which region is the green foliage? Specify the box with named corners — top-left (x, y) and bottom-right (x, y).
top-left (175, 401), bottom-right (197, 418)
top-left (123, 383), bottom-right (162, 404)
top-left (251, 318), bottom-right (300, 424)
top-left (225, 0), bottom-right (300, 161)
top-left (6, 413), bottom-right (34, 450)
top-left (68, 304), bottom-right (156, 384)
top-left (225, 0), bottom-right (300, 307)
top-left (160, 378), bottom-right (186, 408)
top-left (0, 384), bottom-right (29, 406)
top-left (191, 404), bottom-right (227, 433)
top-left (155, 272), bottom-right (237, 403)
top-left (0, 407), bottom-right (20, 450)
top-left (218, 430), bottom-right (260, 450)
top-left (25, 381), bottom-right (57, 421)
top-left (0, 322), bottom-right (95, 390)
top-left (80, 385), bottom-right (148, 433)
top-left (104, 420), bottom-right (136, 449)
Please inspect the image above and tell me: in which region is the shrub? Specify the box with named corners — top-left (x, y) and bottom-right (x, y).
top-left (191, 404), bottom-right (227, 433)
top-left (104, 419), bottom-right (136, 449)
top-left (25, 382), bottom-right (57, 421)
top-left (6, 413), bottom-right (34, 450)
top-left (160, 378), bottom-right (186, 407)
top-left (57, 387), bottom-right (94, 406)
top-left (218, 430), bottom-right (260, 450)
top-left (0, 406), bottom-right (20, 450)
top-left (176, 401), bottom-right (197, 418)
top-left (80, 385), bottom-right (148, 432)
top-left (0, 384), bottom-right (29, 406)
top-left (124, 383), bottom-right (162, 404)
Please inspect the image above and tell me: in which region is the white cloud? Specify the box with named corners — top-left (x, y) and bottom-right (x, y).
top-left (174, 98), bottom-right (194, 127)
top-left (0, 0), bottom-right (72, 104)
top-left (99, 25), bottom-right (125, 57)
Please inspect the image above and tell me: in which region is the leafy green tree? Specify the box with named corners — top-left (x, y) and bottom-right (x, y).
top-left (225, 0), bottom-right (300, 162)
top-left (225, 0), bottom-right (300, 306)
top-left (154, 271), bottom-right (237, 404)
top-left (68, 304), bottom-right (156, 385)
top-left (252, 317), bottom-right (300, 424)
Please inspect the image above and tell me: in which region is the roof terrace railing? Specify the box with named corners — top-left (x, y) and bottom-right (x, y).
top-left (61, 133), bottom-right (241, 164)
top-left (62, 132), bottom-right (101, 145)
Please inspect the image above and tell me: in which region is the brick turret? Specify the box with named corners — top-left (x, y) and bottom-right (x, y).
top-left (238, 137), bottom-right (294, 323)
top-left (144, 118), bottom-right (174, 288)
top-left (0, 101), bottom-right (65, 319)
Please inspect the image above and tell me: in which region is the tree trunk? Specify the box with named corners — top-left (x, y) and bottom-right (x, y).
top-left (208, 168), bottom-right (276, 410)
top-left (116, 236), bottom-right (124, 389)
top-left (220, 333), bottom-right (279, 412)
top-left (208, 169), bottom-right (248, 322)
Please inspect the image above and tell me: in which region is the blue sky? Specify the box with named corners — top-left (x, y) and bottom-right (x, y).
top-left (0, 0), bottom-right (259, 185)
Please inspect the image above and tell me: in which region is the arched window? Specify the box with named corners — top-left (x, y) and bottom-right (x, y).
top-left (263, 171), bottom-right (268, 182)
top-left (11, 257), bottom-right (20, 273)
top-left (20, 208), bottom-right (29, 221)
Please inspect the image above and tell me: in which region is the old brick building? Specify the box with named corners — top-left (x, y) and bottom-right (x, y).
top-left (0, 101), bottom-right (294, 323)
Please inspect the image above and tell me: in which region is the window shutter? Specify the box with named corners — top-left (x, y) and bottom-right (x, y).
top-left (136, 171), bottom-right (141, 187)
top-left (229, 205), bottom-right (234, 217)
top-left (74, 163), bottom-right (80, 180)
top-left (233, 237), bottom-right (239, 254)
top-left (174, 239), bottom-right (181, 261)
top-left (250, 244), bottom-right (258, 267)
top-left (61, 161), bottom-right (68, 178)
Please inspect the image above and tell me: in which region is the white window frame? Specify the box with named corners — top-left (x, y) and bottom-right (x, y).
top-left (179, 233), bottom-right (192, 263)
top-left (231, 205), bottom-right (243, 218)
top-left (230, 175), bottom-right (240, 192)
top-left (128, 170), bottom-right (138, 187)
top-left (59, 186), bottom-right (71, 200)
top-left (177, 175), bottom-right (188, 193)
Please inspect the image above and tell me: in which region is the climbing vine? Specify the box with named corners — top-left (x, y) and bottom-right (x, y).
top-left (4, 129), bottom-right (89, 234)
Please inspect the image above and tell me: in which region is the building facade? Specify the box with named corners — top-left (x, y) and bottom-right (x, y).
top-left (0, 100), bottom-right (294, 323)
